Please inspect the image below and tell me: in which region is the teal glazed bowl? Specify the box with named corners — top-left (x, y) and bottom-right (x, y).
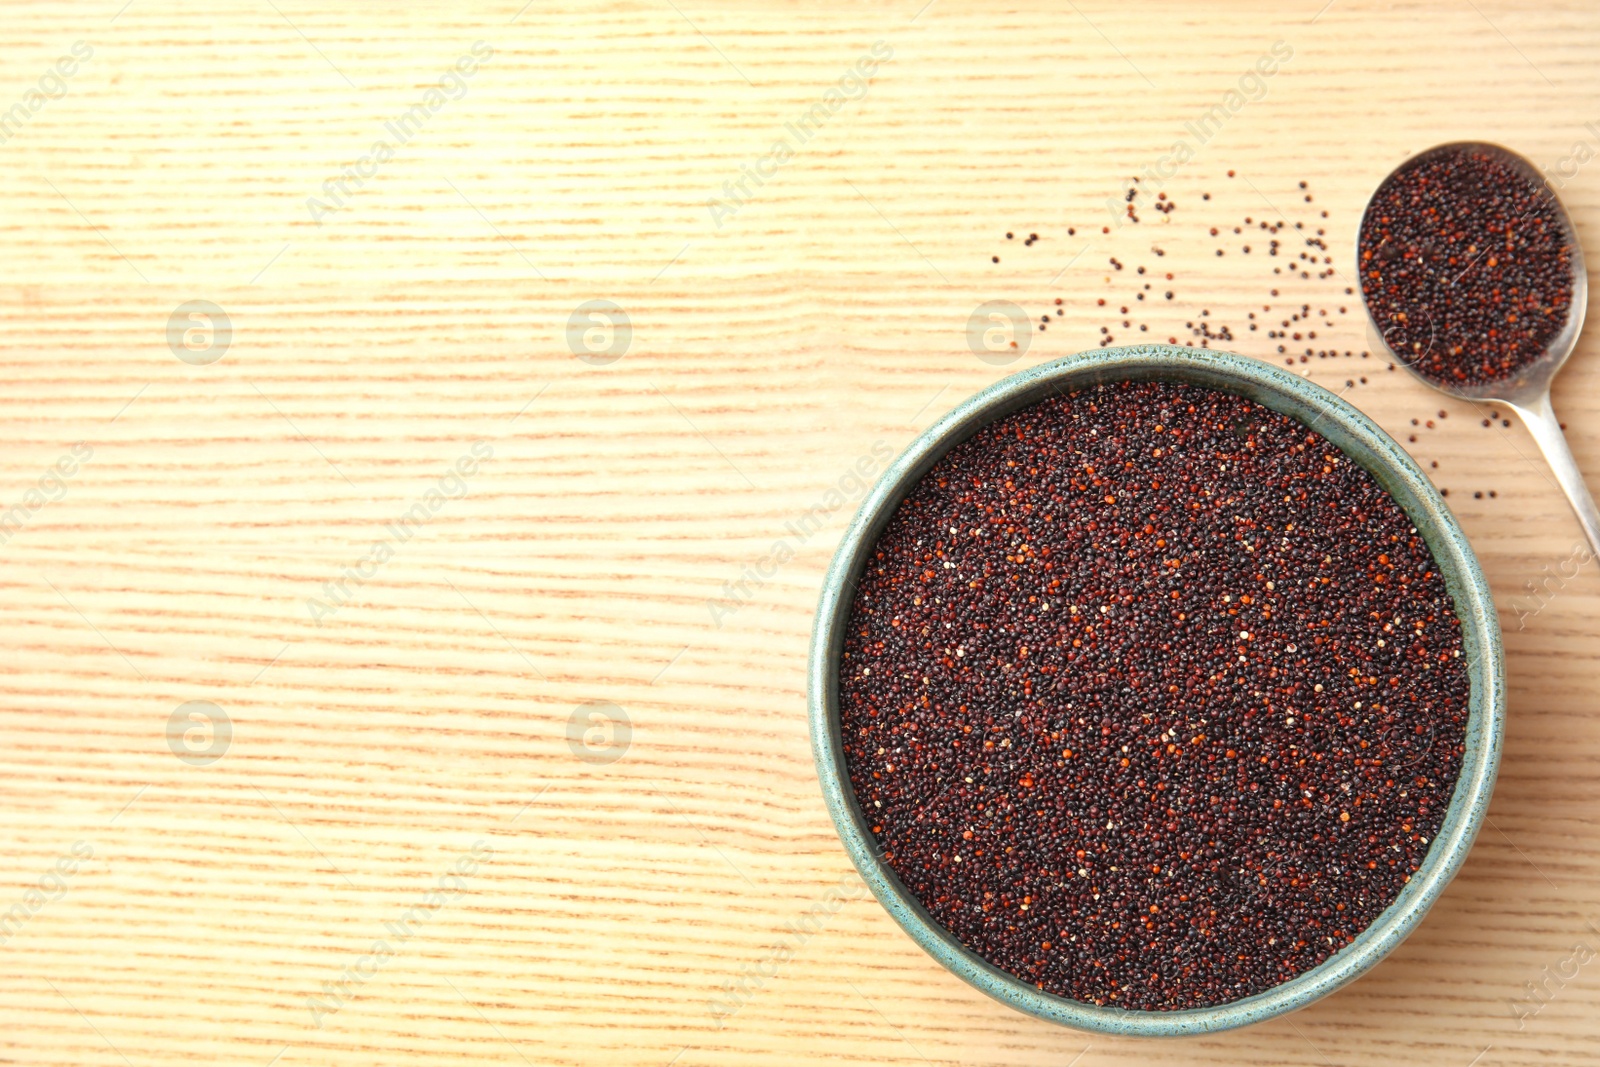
top-left (808, 345), bottom-right (1504, 1036)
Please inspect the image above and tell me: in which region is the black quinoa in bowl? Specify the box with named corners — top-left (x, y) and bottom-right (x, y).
top-left (838, 378), bottom-right (1470, 1012)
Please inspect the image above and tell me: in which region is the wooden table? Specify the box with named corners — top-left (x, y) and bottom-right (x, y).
top-left (3, 2), bottom-right (1599, 1064)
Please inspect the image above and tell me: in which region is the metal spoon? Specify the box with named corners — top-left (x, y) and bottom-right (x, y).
top-left (1358, 141), bottom-right (1596, 555)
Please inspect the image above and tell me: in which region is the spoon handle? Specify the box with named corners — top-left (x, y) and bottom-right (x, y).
top-left (1508, 391), bottom-right (1600, 559)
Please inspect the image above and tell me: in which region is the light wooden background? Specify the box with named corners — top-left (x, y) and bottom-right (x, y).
top-left (3, 2), bottom-right (1599, 1065)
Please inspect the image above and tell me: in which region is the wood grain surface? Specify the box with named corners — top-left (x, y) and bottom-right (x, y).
top-left (3, 2), bottom-right (1599, 1064)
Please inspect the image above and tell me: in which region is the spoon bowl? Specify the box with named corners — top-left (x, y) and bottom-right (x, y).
top-left (1358, 140), bottom-right (1599, 554)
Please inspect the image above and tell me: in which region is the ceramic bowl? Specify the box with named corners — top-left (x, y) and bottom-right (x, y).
top-left (808, 345), bottom-right (1504, 1036)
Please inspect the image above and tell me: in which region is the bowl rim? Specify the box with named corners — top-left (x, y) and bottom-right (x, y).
top-left (807, 345), bottom-right (1505, 1037)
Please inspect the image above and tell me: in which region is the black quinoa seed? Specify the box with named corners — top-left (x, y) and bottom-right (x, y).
top-left (840, 379), bottom-right (1470, 1012)
top-left (1358, 145), bottom-right (1574, 388)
